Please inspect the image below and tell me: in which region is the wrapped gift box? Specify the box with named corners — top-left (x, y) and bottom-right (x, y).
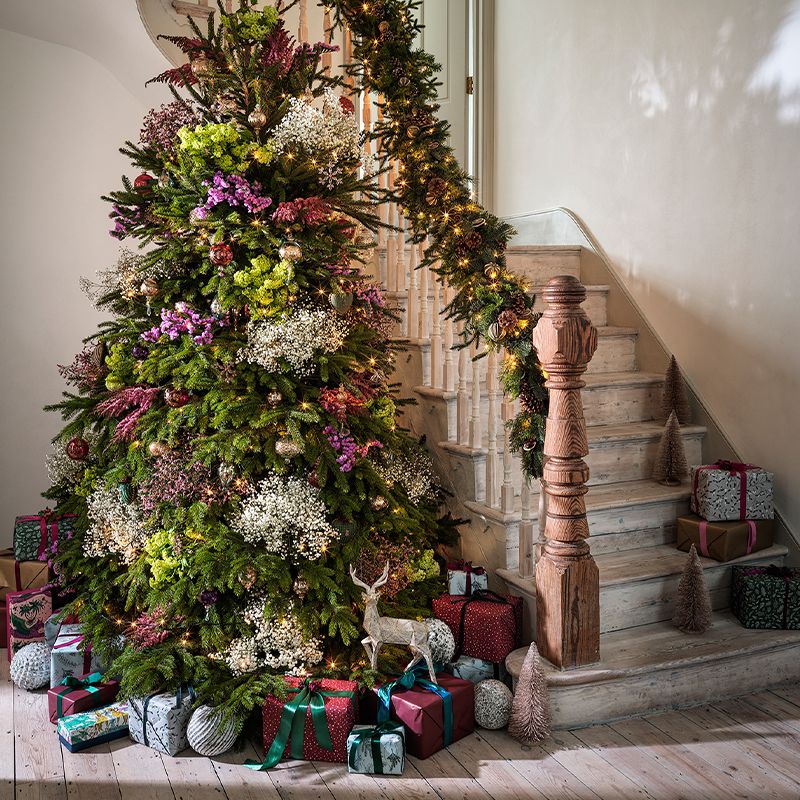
top-left (446, 655), bottom-right (506, 684)
top-left (731, 565), bottom-right (800, 629)
top-left (258, 677), bottom-right (358, 769)
top-left (48, 672), bottom-right (120, 723)
top-left (446, 561), bottom-right (488, 596)
top-left (676, 515), bottom-right (774, 562)
top-left (57, 701), bottom-right (129, 752)
top-left (50, 624), bottom-right (104, 688)
top-left (0, 549), bottom-right (48, 600)
top-left (13, 512), bottom-right (75, 563)
top-left (432, 591), bottom-right (522, 663)
top-left (347, 722), bottom-right (405, 775)
top-left (128, 689), bottom-right (195, 756)
top-left (6, 587), bottom-right (51, 660)
top-left (362, 671), bottom-right (474, 760)
top-left (691, 462), bottom-right (774, 521)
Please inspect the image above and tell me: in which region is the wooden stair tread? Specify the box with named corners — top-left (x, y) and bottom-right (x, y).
top-left (597, 543), bottom-right (787, 587)
top-left (596, 325), bottom-right (638, 337)
top-left (506, 610), bottom-right (800, 684)
top-left (506, 244), bottom-right (583, 254)
top-left (585, 479), bottom-right (689, 510)
top-left (583, 371), bottom-right (662, 388)
top-left (587, 420), bottom-right (705, 444)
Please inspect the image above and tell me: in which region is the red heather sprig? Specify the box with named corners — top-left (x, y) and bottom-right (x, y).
top-left (319, 386), bottom-right (365, 423)
top-left (96, 387), bottom-right (161, 443)
top-left (137, 451), bottom-right (216, 513)
top-left (139, 101), bottom-right (198, 154)
top-left (58, 348), bottom-right (106, 391)
top-left (129, 606), bottom-right (181, 650)
top-left (272, 196), bottom-right (332, 226)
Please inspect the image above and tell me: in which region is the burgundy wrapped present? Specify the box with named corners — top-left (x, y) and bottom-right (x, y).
top-left (361, 671), bottom-right (474, 760)
top-left (432, 591), bottom-right (522, 663)
top-left (253, 677), bottom-right (358, 770)
top-left (48, 672), bottom-right (120, 723)
top-left (6, 587), bottom-right (51, 660)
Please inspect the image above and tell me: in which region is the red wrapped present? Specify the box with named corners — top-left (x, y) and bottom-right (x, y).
top-left (6, 587), bottom-right (51, 660)
top-left (48, 672), bottom-right (120, 723)
top-left (432, 591), bottom-right (522, 663)
top-left (251, 677), bottom-right (358, 771)
top-left (361, 670), bottom-right (474, 759)
top-left (0, 601), bottom-right (6, 649)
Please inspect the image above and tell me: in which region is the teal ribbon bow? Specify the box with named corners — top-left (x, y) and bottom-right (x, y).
top-left (247, 679), bottom-right (356, 771)
top-left (348, 721), bottom-right (405, 774)
top-left (377, 669), bottom-right (454, 747)
top-left (54, 672), bottom-right (103, 718)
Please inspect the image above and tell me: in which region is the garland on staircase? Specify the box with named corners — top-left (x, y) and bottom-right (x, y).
top-left (331, 0), bottom-right (548, 478)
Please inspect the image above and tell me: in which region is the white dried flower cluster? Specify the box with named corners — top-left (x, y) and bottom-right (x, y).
top-left (270, 90), bottom-right (362, 187)
top-left (80, 249), bottom-right (168, 306)
top-left (232, 473), bottom-right (337, 560)
top-left (238, 308), bottom-right (348, 376)
top-left (83, 486), bottom-right (148, 564)
top-left (46, 446), bottom-right (85, 487)
top-left (373, 449), bottom-right (438, 504)
top-left (221, 598), bottom-right (323, 676)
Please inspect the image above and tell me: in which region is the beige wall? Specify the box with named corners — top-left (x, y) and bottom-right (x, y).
top-left (0, 14), bottom-right (168, 544)
top-left (494, 0), bottom-right (800, 535)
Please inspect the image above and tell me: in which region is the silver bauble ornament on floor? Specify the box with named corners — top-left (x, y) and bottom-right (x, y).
top-left (187, 705), bottom-right (238, 757)
top-left (10, 642), bottom-right (51, 690)
top-left (474, 679), bottom-right (514, 730)
top-left (424, 618), bottom-right (456, 664)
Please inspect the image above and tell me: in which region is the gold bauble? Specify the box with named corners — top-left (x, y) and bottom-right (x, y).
top-left (278, 242), bottom-right (303, 262)
top-left (275, 438), bottom-right (302, 459)
top-left (238, 565), bottom-right (257, 589)
top-left (190, 56), bottom-right (213, 78)
top-left (148, 441), bottom-right (170, 457)
top-left (370, 495), bottom-right (388, 511)
top-left (247, 106), bottom-right (267, 130)
top-left (140, 277), bottom-right (159, 299)
top-left (293, 576), bottom-right (310, 598)
top-left (267, 390), bottom-right (283, 407)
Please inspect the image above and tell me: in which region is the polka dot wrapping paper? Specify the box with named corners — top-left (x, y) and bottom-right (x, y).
top-left (432, 593), bottom-right (523, 664)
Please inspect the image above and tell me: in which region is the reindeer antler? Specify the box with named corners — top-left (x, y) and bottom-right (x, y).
top-left (374, 561), bottom-right (390, 589)
top-left (349, 564), bottom-right (371, 591)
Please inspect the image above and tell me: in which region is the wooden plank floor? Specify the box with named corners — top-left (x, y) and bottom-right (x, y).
top-left (5, 652), bottom-right (800, 800)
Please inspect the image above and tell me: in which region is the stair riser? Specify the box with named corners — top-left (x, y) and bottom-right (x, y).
top-left (506, 250), bottom-right (581, 284)
top-left (546, 646), bottom-right (800, 729)
top-left (587, 335), bottom-right (637, 373)
top-left (533, 288), bottom-right (607, 327)
top-left (587, 432), bottom-right (703, 486)
top-left (583, 382), bottom-right (662, 426)
top-left (599, 552), bottom-right (781, 633)
top-left (589, 525), bottom-right (676, 556)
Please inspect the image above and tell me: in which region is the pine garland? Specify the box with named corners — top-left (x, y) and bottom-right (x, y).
top-left (331, 0), bottom-right (548, 477)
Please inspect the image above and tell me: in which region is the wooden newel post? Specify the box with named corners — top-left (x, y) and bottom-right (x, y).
top-left (532, 275), bottom-right (600, 669)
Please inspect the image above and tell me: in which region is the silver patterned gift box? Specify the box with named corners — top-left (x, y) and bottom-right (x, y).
top-left (691, 463), bottom-right (774, 522)
top-left (128, 689), bottom-right (194, 756)
top-left (347, 722), bottom-right (405, 775)
top-left (446, 562), bottom-right (489, 596)
top-left (50, 624), bottom-right (104, 688)
top-left (447, 655), bottom-right (506, 684)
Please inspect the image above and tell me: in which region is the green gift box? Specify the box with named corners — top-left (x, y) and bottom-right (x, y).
top-left (731, 565), bottom-right (800, 629)
top-left (13, 512), bottom-right (75, 562)
top-left (57, 702), bottom-right (129, 752)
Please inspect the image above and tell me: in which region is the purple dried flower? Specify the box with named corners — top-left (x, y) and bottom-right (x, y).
top-left (139, 101), bottom-right (198, 153)
top-left (142, 303), bottom-right (223, 346)
top-left (199, 589), bottom-right (220, 608)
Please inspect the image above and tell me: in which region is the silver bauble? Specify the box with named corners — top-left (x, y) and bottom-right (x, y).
top-left (329, 292), bottom-right (354, 315)
top-left (425, 619), bottom-right (456, 664)
top-left (278, 242), bottom-right (302, 262)
top-left (187, 705), bottom-right (238, 757)
top-left (474, 679), bottom-right (514, 730)
top-left (10, 642), bottom-right (51, 690)
top-left (275, 438), bottom-right (302, 459)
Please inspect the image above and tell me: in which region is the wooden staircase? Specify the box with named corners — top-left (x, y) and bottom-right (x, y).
top-left (387, 243), bottom-right (800, 729)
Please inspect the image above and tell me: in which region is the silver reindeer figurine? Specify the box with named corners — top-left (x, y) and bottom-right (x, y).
top-left (350, 563), bottom-right (438, 683)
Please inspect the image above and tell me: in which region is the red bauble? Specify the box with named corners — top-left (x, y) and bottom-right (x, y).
top-left (209, 243), bottom-right (233, 267)
top-left (164, 387), bottom-right (191, 408)
top-left (134, 173), bottom-right (155, 194)
top-left (66, 437), bottom-right (90, 461)
top-left (339, 96), bottom-right (355, 115)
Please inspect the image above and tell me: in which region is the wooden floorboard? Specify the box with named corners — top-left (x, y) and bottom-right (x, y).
top-left (5, 639), bottom-right (800, 800)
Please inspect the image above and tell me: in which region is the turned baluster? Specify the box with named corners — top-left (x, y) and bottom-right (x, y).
top-left (418, 247), bottom-right (430, 341)
top-left (430, 276), bottom-right (443, 389)
top-left (519, 479), bottom-right (535, 578)
top-left (443, 283), bottom-right (456, 393)
top-left (343, 26), bottom-right (354, 92)
top-left (321, 6), bottom-right (333, 70)
top-left (469, 346), bottom-right (483, 453)
top-left (501, 397), bottom-right (516, 514)
top-left (385, 165), bottom-right (397, 292)
top-left (406, 241), bottom-right (419, 340)
top-left (532, 275), bottom-right (599, 668)
top-left (485, 350), bottom-right (499, 507)
top-left (298, 0), bottom-right (308, 42)
top-left (395, 203), bottom-right (407, 293)
top-left (457, 328), bottom-right (470, 444)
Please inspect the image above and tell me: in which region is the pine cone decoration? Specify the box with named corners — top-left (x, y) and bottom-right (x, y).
top-left (497, 310), bottom-right (519, 333)
top-left (519, 382), bottom-right (546, 414)
top-left (456, 231), bottom-right (483, 256)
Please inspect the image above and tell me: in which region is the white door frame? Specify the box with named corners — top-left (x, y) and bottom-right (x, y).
top-left (469, 0), bottom-right (495, 211)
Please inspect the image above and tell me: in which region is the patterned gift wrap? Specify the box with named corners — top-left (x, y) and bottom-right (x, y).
top-left (50, 624), bottom-right (104, 688)
top-left (691, 462), bottom-right (774, 522)
top-left (432, 591), bottom-right (522, 663)
top-left (128, 689), bottom-right (195, 756)
top-left (13, 512), bottom-right (75, 563)
top-left (446, 655), bottom-right (506, 684)
top-left (731, 565), bottom-right (800, 629)
top-left (0, 548), bottom-right (48, 601)
top-left (57, 702), bottom-right (129, 752)
top-left (676, 515), bottom-right (774, 562)
top-left (6, 587), bottom-right (51, 661)
top-left (254, 677), bottom-right (358, 770)
top-left (347, 722), bottom-right (405, 775)
top-left (446, 561), bottom-right (489, 596)
top-left (362, 671), bottom-right (474, 760)
top-left (48, 672), bottom-right (120, 723)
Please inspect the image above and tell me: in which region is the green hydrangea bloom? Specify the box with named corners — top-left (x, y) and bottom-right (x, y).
top-left (177, 123), bottom-right (256, 174)
top-left (406, 549), bottom-right (439, 584)
top-left (222, 7), bottom-right (279, 40)
top-left (232, 256), bottom-right (297, 318)
top-left (367, 396), bottom-right (397, 425)
top-left (74, 468), bottom-right (98, 498)
top-left (144, 529), bottom-right (185, 589)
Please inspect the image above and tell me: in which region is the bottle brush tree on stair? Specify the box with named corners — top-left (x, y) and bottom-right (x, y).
top-left (42, 4), bottom-right (457, 721)
top-left (508, 642), bottom-right (551, 743)
top-left (673, 544), bottom-right (712, 634)
top-left (662, 355), bottom-right (691, 424)
top-left (653, 411), bottom-right (689, 486)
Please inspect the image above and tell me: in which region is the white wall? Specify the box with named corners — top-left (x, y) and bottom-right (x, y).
top-left (0, 12), bottom-right (168, 544)
top-left (494, 0), bottom-right (800, 534)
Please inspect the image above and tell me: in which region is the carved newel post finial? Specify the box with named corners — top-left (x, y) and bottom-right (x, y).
top-left (531, 275), bottom-right (600, 669)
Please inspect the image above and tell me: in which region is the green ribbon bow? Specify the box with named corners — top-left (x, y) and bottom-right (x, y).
top-left (377, 668), bottom-right (454, 747)
top-left (247, 678), bottom-right (356, 771)
top-left (348, 721), bottom-right (405, 774)
top-left (54, 672), bottom-right (103, 719)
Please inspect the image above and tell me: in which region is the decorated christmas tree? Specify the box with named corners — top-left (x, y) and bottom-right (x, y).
top-left (44, 3), bottom-right (458, 720)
